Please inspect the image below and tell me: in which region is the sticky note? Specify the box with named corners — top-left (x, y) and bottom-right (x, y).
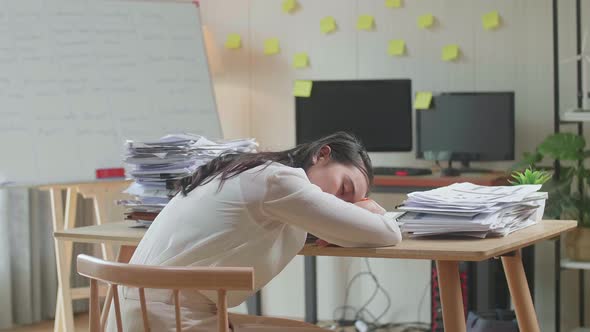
top-left (320, 16), bottom-right (336, 34)
top-left (293, 80), bottom-right (313, 97)
top-left (225, 33), bottom-right (241, 49)
top-left (385, 0), bottom-right (402, 8)
top-left (442, 44), bottom-right (460, 61)
top-left (482, 11), bottom-right (500, 30)
top-left (357, 15), bottom-right (374, 31)
top-left (282, 0), bottom-right (297, 13)
top-left (414, 92), bottom-right (433, 110)
top-left (293, 52), bottom-right (309, 68)
top-left (388, 40), bottom-right (405, 56)
top-left (418, 14), bottom-right (434, 29)
top-left (264, 38), bottom-right (280, 55)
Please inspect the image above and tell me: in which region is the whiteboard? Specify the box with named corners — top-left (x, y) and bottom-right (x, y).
top-left (0, 0), bottom-right (222, 185)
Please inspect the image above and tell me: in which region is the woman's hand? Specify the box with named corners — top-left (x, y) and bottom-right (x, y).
top-left (354, 198), bottom-right (386, 215)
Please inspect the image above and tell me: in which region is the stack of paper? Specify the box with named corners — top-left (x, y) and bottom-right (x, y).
top-left (398, 182), bottom-right (547, 238)
top-left (120, 133), bottom-right (258, 225)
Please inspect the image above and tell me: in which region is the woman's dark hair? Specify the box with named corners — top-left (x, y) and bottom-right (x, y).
top-left (176, 131), bottom-right (373, 195)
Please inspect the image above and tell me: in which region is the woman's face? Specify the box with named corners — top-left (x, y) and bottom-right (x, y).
top-left (305, 146), bottom-right (369, 203)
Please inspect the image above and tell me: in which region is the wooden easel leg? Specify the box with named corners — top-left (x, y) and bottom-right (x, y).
top-left (436, 260), bottom-right (466, 332)
top-left (93, 199), bottom-right (115, 261)
top-left (54, 291), bottom-right (63, 332)
top-left (54, 238), bottom-right (76, 332)
top-left (63, 188), bottom-right (78, 278)
top-left (50, 189), bottom-right (75, 332)
top-left (100, 245), bottom-right (137, 330)
top-left (501, 250), bottom-right (540, 332)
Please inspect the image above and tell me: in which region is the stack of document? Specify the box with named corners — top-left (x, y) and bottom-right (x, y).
top-left (120, 133), bottom-right (258, 225)
top-left (398, 182), bottom-right (547, 238)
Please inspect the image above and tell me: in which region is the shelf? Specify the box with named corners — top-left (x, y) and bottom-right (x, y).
top-left (561, 259), bottom-right (590, 270)
top-left (561, 109), bottom-right (590, 122)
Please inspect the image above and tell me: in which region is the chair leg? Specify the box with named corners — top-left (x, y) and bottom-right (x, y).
top-left (501, 250), bottom-right (540, 332)
top-left (90, 280), bottom-right (101, 332)
top-left (436, 260), bottom-right (466, 332)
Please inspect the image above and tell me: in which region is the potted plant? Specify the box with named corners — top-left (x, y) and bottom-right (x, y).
top-left (509, 168), bottom-right (551, 222)
top-left (518, 132), bottom-right (590, 261)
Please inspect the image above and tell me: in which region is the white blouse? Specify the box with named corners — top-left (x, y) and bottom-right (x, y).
top-left (110, 162), bottom-right (401, 331)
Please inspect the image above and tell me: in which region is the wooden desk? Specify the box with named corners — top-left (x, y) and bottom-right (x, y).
top-left (54, 219), bottom-right (576, 332)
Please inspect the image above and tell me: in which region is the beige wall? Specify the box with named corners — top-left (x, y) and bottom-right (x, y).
top-left (201, 0), bottom-right (589, 329)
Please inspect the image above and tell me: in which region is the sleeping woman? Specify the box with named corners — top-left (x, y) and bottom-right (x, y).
top-left (109, 132), bottom-right (402, 331)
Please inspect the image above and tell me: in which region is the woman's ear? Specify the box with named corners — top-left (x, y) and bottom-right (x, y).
top-left (311, 145), bottom-right (332, 165)
top-left (317, 145), bottom-right (332, 161)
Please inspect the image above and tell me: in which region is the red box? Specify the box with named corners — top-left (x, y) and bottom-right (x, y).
top-left (96, 168), bottom-right (125, 179)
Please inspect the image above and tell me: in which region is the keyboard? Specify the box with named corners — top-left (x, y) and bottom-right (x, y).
top-left (372, 167), bottom-right (433, 176)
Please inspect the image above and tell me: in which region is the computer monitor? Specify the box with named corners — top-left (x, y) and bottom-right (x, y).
top-left (295, 79), bottom-right (412, 152)
top-left (416, 92), bottom-right (515, 170)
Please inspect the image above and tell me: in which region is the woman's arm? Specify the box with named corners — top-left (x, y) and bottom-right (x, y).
top-left (262, 169), bottom-right (402, 247)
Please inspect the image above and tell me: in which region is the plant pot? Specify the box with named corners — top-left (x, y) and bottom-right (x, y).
top-left (565, 226), bottom-right (590, 261)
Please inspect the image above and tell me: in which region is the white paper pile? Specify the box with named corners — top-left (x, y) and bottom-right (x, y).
top-left (120, 133), bottom-right (258, 225)
top-left (398, 182), bottom-right (547, 238)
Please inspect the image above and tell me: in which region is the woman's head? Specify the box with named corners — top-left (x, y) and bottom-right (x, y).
top-left (177, 131), bottom-right (373, 201)
top-left (287, 132), bottom-right (373, 202)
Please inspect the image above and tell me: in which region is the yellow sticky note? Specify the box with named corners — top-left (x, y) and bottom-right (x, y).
top-left (320, 16), bottom-right (336, 34)
top-left (282, 0), bottom-right (297, 13)
top-left (225, 33), bottom-right (241, 49)
top-left (388, 40), bottom-right (405, 56)
top-left (293, 80), bottom-right (313, 97)
top-left (418, 14), bottom-right (434, 29)
top-left (293, 52), bottom-right (309, 69)
top-left (414, 92), bottom-right (433, 110)
top-left (264, 38), bottom-right (280, 55)
top-left (442, 44), bottom-right (460, 61)
top-left (482, 11), bottom-right (500, 30)
top-left (357, 15), bottom-right (374, 31)
top-left (385, 0), bottom-right (402, 8)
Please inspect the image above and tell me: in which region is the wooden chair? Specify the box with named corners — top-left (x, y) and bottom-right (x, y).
top-left (76, 254), bottom-right (254, 332)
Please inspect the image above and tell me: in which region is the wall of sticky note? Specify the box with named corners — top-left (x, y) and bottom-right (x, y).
top-left (199, 1), bottom-right (588, 329)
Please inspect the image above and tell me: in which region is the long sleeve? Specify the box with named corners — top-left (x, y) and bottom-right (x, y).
top-left (262, 168), bottom-right (402, 248)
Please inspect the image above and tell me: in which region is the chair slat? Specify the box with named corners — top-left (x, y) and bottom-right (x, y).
top-left (100, 285), bottom-right (113, 332)
top-left (174, 289), bottom-right (181, 332)
top-left (217, 289), bottom-right (228, 332)
top-left (112, 285), bottom-right (123, 332)
top-left (138, 288), bottom-right (151, 332)
top-left (89, 279), bottom-right (101, 332)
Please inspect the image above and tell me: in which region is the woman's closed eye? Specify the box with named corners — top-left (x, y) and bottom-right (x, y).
top-left (337, 183), bottom-right (354, 202)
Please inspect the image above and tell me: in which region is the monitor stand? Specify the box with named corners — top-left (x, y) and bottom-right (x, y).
top-left (441, 160), bottom-right (494, 177)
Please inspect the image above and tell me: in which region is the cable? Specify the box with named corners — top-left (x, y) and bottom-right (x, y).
top-left (416, 280), bottom-right (430, 322)
top-left (332, 258), bottom-right (430, 331)
top-left (333, 258), bottom-right (392, 328)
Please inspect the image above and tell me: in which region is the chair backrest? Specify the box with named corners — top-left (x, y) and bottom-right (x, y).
top-left (77, 254), bottom-right (254, 332)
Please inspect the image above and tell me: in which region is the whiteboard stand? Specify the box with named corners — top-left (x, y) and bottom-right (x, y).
top-left (39, 180), bottom-right (132, 332)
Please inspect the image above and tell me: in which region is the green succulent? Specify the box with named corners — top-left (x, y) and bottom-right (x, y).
top-left (509, 168), bottom-right (552, 185)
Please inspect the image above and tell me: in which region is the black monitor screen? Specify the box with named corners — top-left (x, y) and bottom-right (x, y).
top-left (416, 92), bottom-right (515, 162)
top-left (295, 79), bottom-right (412, 152)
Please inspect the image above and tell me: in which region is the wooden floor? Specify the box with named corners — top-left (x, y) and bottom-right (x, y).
top-left (0, 315), bottom-right (88, 332)
top-left (0, 315), bottom-right (421, 332)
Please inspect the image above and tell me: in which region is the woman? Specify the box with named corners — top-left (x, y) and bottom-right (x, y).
top-left (110, 132), bottom-right (402, 331)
